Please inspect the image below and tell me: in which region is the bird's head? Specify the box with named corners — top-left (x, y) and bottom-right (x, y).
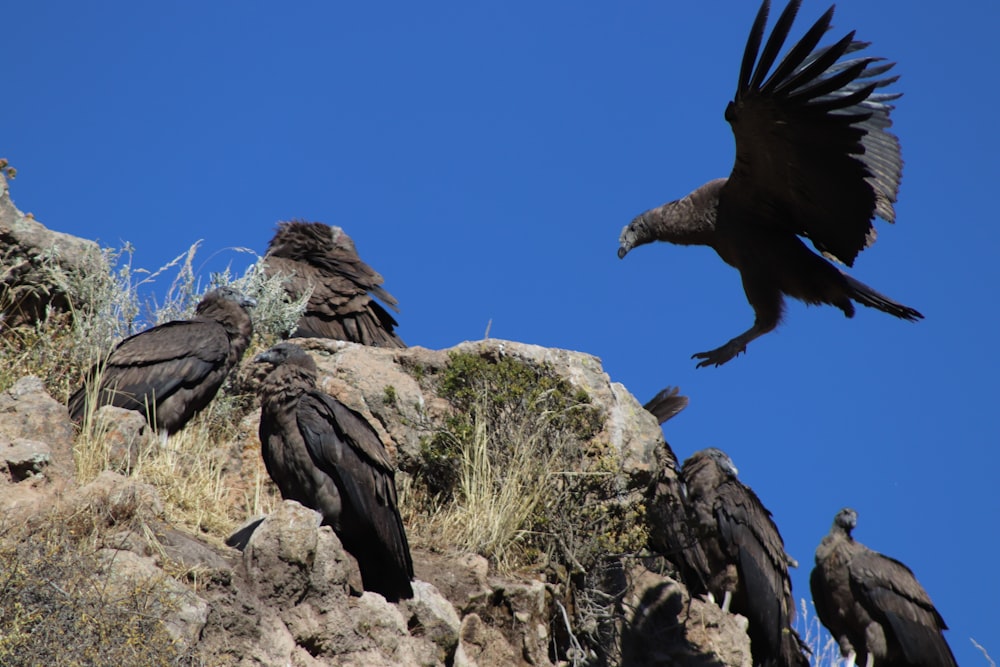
top-left (254, 342), bottom-right (313, 369)
top-left (834, 507), bottom-right (858, 534)
top-left (617, 213), bottom-right (648, 259)
top-left (704, 447), bottom-right (738, 477)
top-left (202, 286), bottom-right (257, 311)
top-left (329, 224), bottom-right (358, 255)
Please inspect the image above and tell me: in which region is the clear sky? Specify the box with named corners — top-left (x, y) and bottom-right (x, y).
top-left (5, 1), bottom-right (997, 662)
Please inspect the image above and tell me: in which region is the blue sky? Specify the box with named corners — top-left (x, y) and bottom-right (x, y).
top-left (5, 1), bottom-right (997, 661)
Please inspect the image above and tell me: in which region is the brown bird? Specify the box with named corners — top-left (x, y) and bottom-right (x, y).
top-left (681, 448), bottom-right (809, 667)
top-left (811, 508), bottom-right (957, 667)
top-left (263, 221), bottom-right (405, 347)
top-left (255, 342), bottom-right (413, 601)
top-left (67, 287), bottom-right (255, 436)
top-left (618, 0), bottom-right (922, 367)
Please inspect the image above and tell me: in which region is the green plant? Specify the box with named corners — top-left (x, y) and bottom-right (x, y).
top-left (410, 351), bottom-right (635, 574)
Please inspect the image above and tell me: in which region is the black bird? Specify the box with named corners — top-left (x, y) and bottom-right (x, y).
top-left (811, 508), bottom-right (957, 667)
top-left (67, 287), bottom-right (255, 436)
top-left (681, 448), bottom-right (809, 667)
top-left (263, 221), bottom-right (405, 347)
top-left (255, 342), bottom-right (414, 601)
top-left (618, 0), bottom-right (922, 367)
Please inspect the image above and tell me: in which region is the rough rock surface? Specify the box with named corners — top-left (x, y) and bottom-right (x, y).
top-left (1, 332), bottom-right (758, 666)
top-left (0, 375), bottom-right (75, 482)
top-left (0, 174), bottom-right (108, 329)
top-left (290, 337), bottom-right (666, 483)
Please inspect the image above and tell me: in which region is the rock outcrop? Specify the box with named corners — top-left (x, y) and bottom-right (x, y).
top-left (0, 173), bottom-right (109, 329)
top-left (0, 205), bottom-right (764, 666)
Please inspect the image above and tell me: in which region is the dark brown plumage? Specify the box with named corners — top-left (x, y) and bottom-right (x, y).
top-left (643, 386), bottom-right (689, 425)
top-left (263, 221), bottom-right (405, 347)
top-left (618, 0), bottom-right (922, 368)
top-left (811, 508), bottom-right (957, 667)
top-left (681, 448), bottom-right (808, 667)
top-left (255, 342), bottom-right (413, 601)
top-left (67, 287), bottom-right (255, 435)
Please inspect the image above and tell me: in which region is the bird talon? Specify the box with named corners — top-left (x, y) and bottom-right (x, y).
top-left (691, 345), bottom-right (744, 368)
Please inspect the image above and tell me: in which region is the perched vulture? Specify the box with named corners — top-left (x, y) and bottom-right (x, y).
top-left (618, 0), bottom-right (922, 367)
top-left (681, 448), bottom-right (809, 667)
top-left (263, 221), bottom-right (405, 347)
top-left (255, 342), bottom-right (414, 601)
top-left (67, 287), bottom-right (255, 436)
top-left (810, 508), bottom-right (957, 667)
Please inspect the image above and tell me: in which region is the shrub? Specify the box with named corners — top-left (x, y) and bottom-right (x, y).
top-left (408, 351), bottom-right (650, 577)
top-left (0, 492), bottom-right (194, 666)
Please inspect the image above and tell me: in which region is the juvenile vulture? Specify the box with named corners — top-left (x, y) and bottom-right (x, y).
top-left (263, 221), bottom-right (405, 347)
top-left (67, 287), bottom-right (255, 436)
top-left (810, 508), bottom-right (957, 667)
top-left (618, 0), bottom-right (922, 367)
top-left (255, 342), bottom-right (414, 601)
top-left (681, 448), bottom-right (809, 667)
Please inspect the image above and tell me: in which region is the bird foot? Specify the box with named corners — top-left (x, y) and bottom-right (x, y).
top-left (692, 341), bottom-right (746, 368)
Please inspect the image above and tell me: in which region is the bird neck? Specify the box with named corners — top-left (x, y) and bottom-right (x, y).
top-left (636, 194), bottom-right (719, 248)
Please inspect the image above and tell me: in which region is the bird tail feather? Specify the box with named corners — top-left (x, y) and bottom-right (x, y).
top-left (843, 274), bottom-right (923, 321)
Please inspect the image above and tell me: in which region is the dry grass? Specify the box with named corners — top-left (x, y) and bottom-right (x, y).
top-left (0, 484), bottom-right (195, 666)
top-left (70, 370), bottom-right (280, 539)
top-left (795, 598), bottom-right (842, 667)
top-left (426, 391), bottom-right (580, 571)
top-left (405, 352), bottom-right (642, 581)
top-left (4, 240), bottom-right (299, 541)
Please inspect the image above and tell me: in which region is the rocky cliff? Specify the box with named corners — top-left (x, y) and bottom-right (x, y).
top-left (0, 179), bottom-right (756, 666)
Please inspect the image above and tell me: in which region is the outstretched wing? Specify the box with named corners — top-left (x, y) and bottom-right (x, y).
top-left (721, 0), bottom-right (902, 266)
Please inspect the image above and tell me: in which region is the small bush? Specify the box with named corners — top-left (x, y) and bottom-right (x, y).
top-left (0, 496), bottom-right (194, 666)
top-left (408, 351), bottom-right (645, 575)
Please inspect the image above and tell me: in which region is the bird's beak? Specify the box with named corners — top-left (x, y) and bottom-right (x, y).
top-left (617, 246), bottom-right (629, 260)
top-left (254, 349), bottom-right (277, 364)
top-left (243, 295), bottom-right (258, 308)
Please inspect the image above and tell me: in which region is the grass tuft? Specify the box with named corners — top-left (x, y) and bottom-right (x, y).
top-left (407, 351), bottom-right (638, 575)
top-left (0, 489), bottom-right (195, 666)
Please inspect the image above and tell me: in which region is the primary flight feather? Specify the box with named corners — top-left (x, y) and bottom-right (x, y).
top-left (618, 0), bottom-right (922, 367)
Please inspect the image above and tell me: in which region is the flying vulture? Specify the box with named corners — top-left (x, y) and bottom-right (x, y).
top-left (618, 0), bottom-right (922, 367)
top-left (67, 287), bottom-right (255, 436)
top-left (254, 342), bottom-right (414, 601)
top-left (263, 220), bottom-right (405, 347)
top-left (680, 448), bottom-right (809, 667)
top-left (810, 508), bottom-right (957, 667)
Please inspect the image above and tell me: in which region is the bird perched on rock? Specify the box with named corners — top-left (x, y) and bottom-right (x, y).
top-left (255, 342), bottom-right (414, 601)
top-left (811, 508), bottom-right (957, 667)
top-left (618, 0), bottom-right (922, 367)
top-left (680, 448), bottom-right (809, 667)
top-left (67, 286), bottom-right (255, 436)
top-left (263, 220), bottom-right (405, 347)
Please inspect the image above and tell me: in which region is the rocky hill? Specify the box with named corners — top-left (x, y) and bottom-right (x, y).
top-left (0, 177), bottom-right (756, 666)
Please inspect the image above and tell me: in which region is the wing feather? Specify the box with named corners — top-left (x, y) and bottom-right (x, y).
top-left (721, 1), bottom-right (903, 266)
top-left (297, 392), bottom-right (413, 585)
top-left (849, 550), bottom-right (957, 666)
